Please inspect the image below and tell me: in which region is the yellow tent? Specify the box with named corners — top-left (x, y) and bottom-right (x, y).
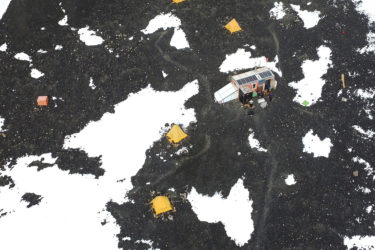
top-left (225, 19), bottom-right (242, 34)
top-left (151, 196), bottom-right (173, 215)
top-left (173, 0), bottom-right (185, 3)
top-left (166, 125), bottom-right (188, 144)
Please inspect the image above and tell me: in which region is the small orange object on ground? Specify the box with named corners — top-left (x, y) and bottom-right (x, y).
top-left (37, 96), bottom-right (49, 106)
top-left (173, 0), bottom-right (185, 3)
top-left (225, 18), bottom-right (242, 34)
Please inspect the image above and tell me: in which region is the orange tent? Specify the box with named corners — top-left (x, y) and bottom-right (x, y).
top-left (37, 96), bottom-right (49, 106)
top-left (225, 19), bottom-right (242, 34)
top-left (166, 125), bottom-right (188, 144)
top-left (151, 196), bottom-right (173, 215)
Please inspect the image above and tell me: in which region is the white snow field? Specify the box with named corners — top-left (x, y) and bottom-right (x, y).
top-left (269, 2), bottom-right (286, 20)
top-left (142, 12), bottom-right (190, 49)
top-left (344, 236), bottom-right (375, 250)
top-left (219, 48), bottom-right (282, 76)
top-left (302, 129), bottom-right (332, 158)
top-left (0, 81), bottom-right (199, 250)
top-left (288, 46), bottom-right (331, 106)
top-left (0, 0), bottom-right (12, 20)
top-left (352, 0), bottom-right (375, 54)
top-left (188, 178), bottom-right (254, 247)
top-left (290, 4), bottom-right (321, 29)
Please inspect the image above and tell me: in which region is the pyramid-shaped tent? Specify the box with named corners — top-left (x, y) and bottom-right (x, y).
top-left (166, 125), bottom-right (188, 144)
top-left (225, 18), bottom-right (242, 34)
top-left (151, 196), bottom-right (173, 215)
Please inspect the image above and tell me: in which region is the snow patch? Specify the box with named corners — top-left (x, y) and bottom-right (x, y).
top-left (37, 49), bottom-right (47, 54)
top-left (162, 71), bottom-right (168, 78)
top-left (64, 80), bottom-right (199, 203)
top-left (355, 88), bottom-right (375, 100)
top-left (352, 0), bottom-right (375, 54)
top-left (302, 129), bottom-right (332, 158)
top-left (58, 15), bottom-right (68, 26)
top-left (290, 4), bottom-right (321, 29)
top-left (0, 155), bottom-right (121, 250)
top-left (0, 43), bottom-right (7, 52)
top-left (0, 117), bottom-right (5, 131)
top-left (188, 179), bottom-right (253, 247)
top-left (55, 45), bottom-right (63, 50)
top-left (89, 77), bottom-right (96, 89)
top-left (352, 0), bottom-right (375, 23)
top-left (358, 32), bottom-right (375, 54)
top-left (175, 146), bottom-right (188, 155)
top-left (285, 174), bottom-right (296, 185)
top-left (0, 0), bottom-right (12, 20)
top-left (366, 205), bottom-right (373, 213)
top-left (270, 2), bottom-right (286, 20)
top-left (364, 108), bottom-right (373, 120)
top-left (30, 69), bottom-right (44, 79)
top-left (78, 26), bottom-right (104, 46)
top-left (288, 46), bottom-right (331, 106)
top-left (352, 156), bottom-right (373, 177)
top-left (14, 52), bottom-right (32, 62)
top-left (219, 48), bottom-right (282, 76)
top-left (344, 236), bottom-right (375, 250)
top-left (141, 13), bottom-right (181, 34)
top-left (353, 125), bottom-right (375, 139)
top-left (356, 186), bottom-right (371, 194)
top-left (248, 132), bottom-right (268, 152)
top-left (170, 28), bottom-right (189, 49)
top-left (141, 13), bottom-right (189, 49)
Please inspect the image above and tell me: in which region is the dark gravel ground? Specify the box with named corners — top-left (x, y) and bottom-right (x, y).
top-left (0, 0), bottom-right (374, 249)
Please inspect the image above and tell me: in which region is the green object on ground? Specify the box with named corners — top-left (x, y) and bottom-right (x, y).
top-left (302, 100), bottom-right (309, 106)
top-left (252, 92), bottom-right (257, 97)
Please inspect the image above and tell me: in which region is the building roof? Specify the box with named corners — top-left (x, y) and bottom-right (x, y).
top-left (232, 67), bottom-right (274, 85)
top-left (214, 82), bottom-right (238, 103)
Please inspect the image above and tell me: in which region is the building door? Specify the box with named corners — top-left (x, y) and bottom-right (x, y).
top-left (265, 79), bottom-right (271, 90)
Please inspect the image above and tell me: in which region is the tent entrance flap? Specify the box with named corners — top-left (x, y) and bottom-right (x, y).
top-left (214, 82), bottom-right (238, 104)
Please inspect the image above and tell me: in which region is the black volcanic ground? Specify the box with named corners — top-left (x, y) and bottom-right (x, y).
top-left (0, 0), bottom-right (374, 249)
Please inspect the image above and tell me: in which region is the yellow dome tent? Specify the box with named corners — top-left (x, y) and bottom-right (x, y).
top-left (225, 18), bottom-right (242, 34)
top-left (151, 196), bottom-right (173, 215)
top-left (166, 125), bottom-right (188, 144)
top-left (173, 0), bottom-right (185, 3)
